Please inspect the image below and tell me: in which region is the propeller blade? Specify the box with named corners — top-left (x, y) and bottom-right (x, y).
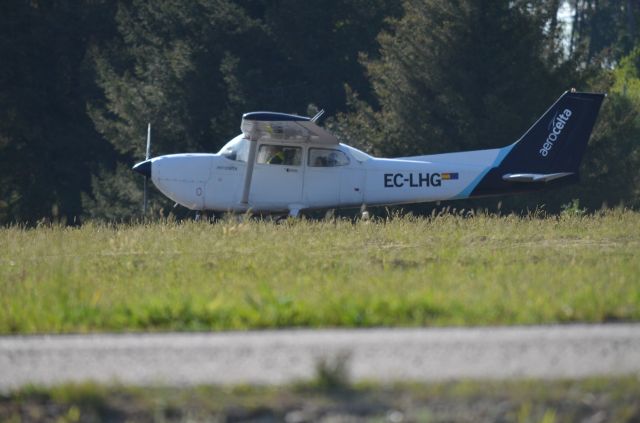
top-left (142, 123), bottom-right (151, 215)
top-left (145, 123), bottom-right (151, 160)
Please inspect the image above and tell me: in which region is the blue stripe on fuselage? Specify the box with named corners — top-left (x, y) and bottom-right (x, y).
top-left (452, 143), bottom-right (515, 199)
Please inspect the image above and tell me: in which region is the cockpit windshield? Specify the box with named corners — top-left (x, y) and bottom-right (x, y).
top-left (218, 135), bottom-right (249, 162)
top-left (341, 143), bottom-right (372, 163)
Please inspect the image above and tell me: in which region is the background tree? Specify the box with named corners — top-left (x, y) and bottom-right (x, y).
top-left (257, 0), bottom-right (402, 113)
top-left (0, 0), bottom-right (117, 224)
top-left (337, 0), bottom-right (580, 158)
top-left (85, 0), bottom-right (400, 219)
top-left (564, 47), bottom-right (640, 209)
top-left (336, 0), bottom-right (640, 212)
top-left (568, 0), bottom-right (639, 63)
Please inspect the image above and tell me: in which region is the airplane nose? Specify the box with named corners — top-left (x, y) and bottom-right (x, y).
top-left (132, 160), bottom-right (152, 177)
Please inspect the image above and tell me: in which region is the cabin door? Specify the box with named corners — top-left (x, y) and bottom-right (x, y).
top-left (250, 143), bottom-right (304, 208)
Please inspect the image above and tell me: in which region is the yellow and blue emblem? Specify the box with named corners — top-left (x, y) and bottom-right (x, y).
top-left (441, 172), bottom-right (459, 180)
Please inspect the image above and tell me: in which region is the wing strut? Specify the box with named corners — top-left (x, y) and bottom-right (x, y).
top-left (240, 134), bottom-right (258, 206)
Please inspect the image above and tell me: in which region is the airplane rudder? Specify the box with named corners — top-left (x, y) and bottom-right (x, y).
top-left (548, 92), bottom-right (605, 172)
top-left (499, 91), bottom-right (605, 174)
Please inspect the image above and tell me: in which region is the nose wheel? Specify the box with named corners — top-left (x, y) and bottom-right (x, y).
top-left (360, 203), bottom-right (370, 220)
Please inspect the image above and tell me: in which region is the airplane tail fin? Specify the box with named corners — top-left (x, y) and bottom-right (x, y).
top-left (470, 91), bottom-right (605, 197)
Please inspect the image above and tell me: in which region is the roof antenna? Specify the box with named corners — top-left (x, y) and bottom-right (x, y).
top-left (311, 109), bottom-right (325, 123)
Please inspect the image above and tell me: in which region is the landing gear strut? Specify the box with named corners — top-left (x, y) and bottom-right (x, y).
top-left (360, 204), bottom-right (370, 220)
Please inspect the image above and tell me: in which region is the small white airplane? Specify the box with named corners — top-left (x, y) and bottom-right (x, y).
top-left (133, 91), bottom-right (604, 217)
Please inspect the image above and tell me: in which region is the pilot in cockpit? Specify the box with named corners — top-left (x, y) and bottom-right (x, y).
top-left (267, 147), bottom-right (285, 164)
top-left (327, 152), bottom-right (338, 167)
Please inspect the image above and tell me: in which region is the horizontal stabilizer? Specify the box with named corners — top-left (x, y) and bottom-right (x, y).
top-left (502, 172), bottom-right (574, 183)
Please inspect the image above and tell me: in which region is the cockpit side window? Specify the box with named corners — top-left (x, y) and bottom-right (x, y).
top-left (219, 136), bottom-right (249, 162)
top-left (257, 144), bottom-right (302, 166)
top-left (308, 148), bottom-right (350, 167)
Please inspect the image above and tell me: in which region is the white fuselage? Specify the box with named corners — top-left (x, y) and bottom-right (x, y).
top-left (133, 92), bottom-right (606, 215)
top-left (148, 136), bottom-right (511, 213)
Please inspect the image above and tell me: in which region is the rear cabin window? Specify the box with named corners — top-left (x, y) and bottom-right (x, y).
top-left (308, 148), bottom-right (350, 167)
top-left (257, 144), bottom-right (302, 166)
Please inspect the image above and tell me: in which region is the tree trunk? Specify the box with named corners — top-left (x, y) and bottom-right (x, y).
top-left (627, 0), bottom-right (636, 45)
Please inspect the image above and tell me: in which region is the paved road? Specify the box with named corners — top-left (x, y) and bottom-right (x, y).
top-left (1, 324), bottom-right (639, 391)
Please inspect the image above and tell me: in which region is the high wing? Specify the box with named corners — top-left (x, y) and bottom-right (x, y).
top-left (241, 112), bottom-right (338, 145)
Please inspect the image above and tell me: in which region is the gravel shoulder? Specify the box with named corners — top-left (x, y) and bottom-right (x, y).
top-left (2, 324), bottom-right (640, 391)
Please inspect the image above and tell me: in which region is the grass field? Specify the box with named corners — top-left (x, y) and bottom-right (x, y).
top-left (1, 209), bottom-right (639, 334)
top-left (2, 377), bottom-right (639, 422)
